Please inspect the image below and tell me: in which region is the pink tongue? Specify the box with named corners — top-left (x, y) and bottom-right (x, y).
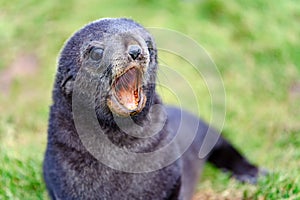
top-left (115, 68), bottom-right (139, 110)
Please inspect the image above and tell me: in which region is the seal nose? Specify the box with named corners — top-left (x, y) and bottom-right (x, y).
top-left (128, 45), bottom-right (141, 60)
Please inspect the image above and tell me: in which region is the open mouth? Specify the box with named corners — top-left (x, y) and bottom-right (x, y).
top-left (107, 67), bottom-right (147, 117)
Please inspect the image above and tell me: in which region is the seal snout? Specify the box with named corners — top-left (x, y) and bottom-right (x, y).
top-left (104, 34), bottom-right (152, 117)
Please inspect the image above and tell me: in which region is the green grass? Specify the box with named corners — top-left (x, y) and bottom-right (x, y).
top-left (0, 0), bottom-right (300, 199)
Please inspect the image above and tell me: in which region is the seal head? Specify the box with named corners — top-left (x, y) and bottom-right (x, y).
top-left (57, 18), bottom-right (157, 121)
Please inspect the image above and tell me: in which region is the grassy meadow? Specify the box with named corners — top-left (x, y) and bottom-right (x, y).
top-left (0, 0), bottom-right (300, 199)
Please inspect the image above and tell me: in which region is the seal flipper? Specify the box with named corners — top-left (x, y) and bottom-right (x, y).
top-left (207, 135), bottom-right (260, 184)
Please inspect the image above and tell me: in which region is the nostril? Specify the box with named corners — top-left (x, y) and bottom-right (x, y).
top-left (128, 45), bottom-right (141, 60)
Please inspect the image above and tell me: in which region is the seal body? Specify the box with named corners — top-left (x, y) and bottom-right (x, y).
top-left (43, 18), bottom-right (259, 200)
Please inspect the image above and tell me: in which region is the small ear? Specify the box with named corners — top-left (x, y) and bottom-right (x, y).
top-left (61, 74), bottom-right (74, 96)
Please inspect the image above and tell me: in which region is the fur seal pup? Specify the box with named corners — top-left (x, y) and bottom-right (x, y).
top-left (43, 18), bottom-right (260, 200)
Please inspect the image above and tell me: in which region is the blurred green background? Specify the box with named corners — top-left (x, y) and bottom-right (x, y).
top-left (0, 0), bottom-right (300, 199)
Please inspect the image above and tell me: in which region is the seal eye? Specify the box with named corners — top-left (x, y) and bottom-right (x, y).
top-left (90, 47), bottom-right (104, 61)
